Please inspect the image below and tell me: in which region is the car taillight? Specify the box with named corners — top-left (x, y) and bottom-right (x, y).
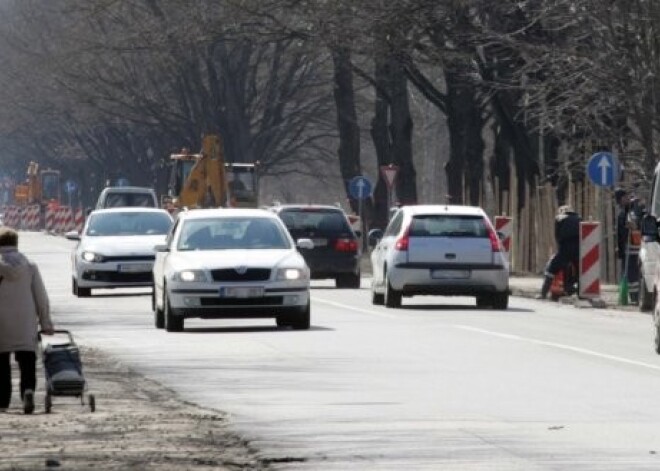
top-left (335, 238), bottom-right (358, 252)
top-left (486, 221), bottom-right (501, 252)
top-left (395, 225), bottom-right (411, 251)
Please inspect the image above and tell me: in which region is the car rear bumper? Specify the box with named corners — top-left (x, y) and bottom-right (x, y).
top-left (388, 264), bottom-right (509, 294)
top-left (306, 254), bottom-right (360, 278)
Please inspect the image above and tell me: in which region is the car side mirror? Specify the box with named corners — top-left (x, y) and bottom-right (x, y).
top-left (641, 215), bottom-right (659, 242)
top-left (154, 244), bottom-right (169, 252)
top-left (64, 230), bottom-right (80, 241)
top-left (368, 228), bottom-right (383, 247)
top-left (296, 238), bottom-right (314, 250)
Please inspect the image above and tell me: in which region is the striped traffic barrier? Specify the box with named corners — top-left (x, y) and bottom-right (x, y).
top-left (74, 207), bottom-right (85, 232)
top-left (494, 215), bottom-right (513, 259)
top-left (579, 221), bottom-right (601, 299)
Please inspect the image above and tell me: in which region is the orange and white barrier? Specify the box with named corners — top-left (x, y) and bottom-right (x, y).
top-left (4, 206), bottom-right (20, 228)
top-left (579, 221), bottom-right (601, 299)
top-left (74, 207), bottom-right (85, 232)
top-left (23, 205), bottom-right (41, 230)
top-left (494, 215), bottom-right (513, 258)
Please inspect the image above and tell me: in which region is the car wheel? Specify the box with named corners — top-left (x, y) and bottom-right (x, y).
top-left (491, 292), bottom-right (509, 310)
top-left (384, 274), bottom-right (402, 308)
top-left (164, 291), bottom-right (183, 332)
top-left (476, 296), bottom-right (490, 308)
top-left (346, 272), bottom-right (361, 289)
top-left (655, 324), bottom-right (660, 355)
top-left (290, 302), bottom-right (311, 330)
top-left (72, 278), bottom-right (77, 296)
top-left (76, 283), bottom-right (91, 298)
top-left (276, 316), bottom-right (290, 328)
top-left (640, 275), bottom-right (653, 312)
top-left (371, 286), bottom-right (384, 305)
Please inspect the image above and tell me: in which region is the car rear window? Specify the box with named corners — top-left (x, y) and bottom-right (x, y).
top-left (278, 209), bottom-right (352, 235)
top-left (104, 193), bottom-right (156, 208)
top-left (410, 215), bottom-right (488, 238)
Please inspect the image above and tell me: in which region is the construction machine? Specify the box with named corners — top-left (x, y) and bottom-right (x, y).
top-left (14, 162), bottom-right (61, 207)
top-left (165, 134), bottom-right (259, 209)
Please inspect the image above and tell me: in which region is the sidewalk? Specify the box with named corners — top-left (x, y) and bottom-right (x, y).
top-left (509, 273), bottom-right (639, 311)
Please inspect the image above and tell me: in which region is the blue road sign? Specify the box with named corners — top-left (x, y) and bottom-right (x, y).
top-left (587, 152), bottom-right (620, 187)
top-left (116, 177), bottom-right (130, 187)
top-left (348, 176), bottom-right (373, 200)
top-left (65, 180), bottom-right (77, 194)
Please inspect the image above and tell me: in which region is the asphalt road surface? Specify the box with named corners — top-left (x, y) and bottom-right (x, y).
top-left (26, 231), bottom-right (660, 470)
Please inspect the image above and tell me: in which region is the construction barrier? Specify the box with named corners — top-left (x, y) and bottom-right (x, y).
top-left (23, 205), bottom-right (41, 230)
top-left (494, 215), bottom-right (513, 258)
top-left (74, 207), bottom-right (85, 232)
top-left (579, 221), bottom-right (601, 299)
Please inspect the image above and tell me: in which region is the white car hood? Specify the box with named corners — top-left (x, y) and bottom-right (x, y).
top-left (170, 249), bottom-right (305, 270)
top-left (80, 235), bottom-right (167, 256)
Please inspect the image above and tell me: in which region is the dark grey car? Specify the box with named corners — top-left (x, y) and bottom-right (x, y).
top-left (270, 205), bottom-right (361, 288)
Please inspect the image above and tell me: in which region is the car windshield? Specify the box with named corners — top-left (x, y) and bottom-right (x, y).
top-left (278, 209), bottom-right (352, 236)
top-left (410, 215), bottom-right (488, 237)
top-left (178, 217), bottom-right (291, 251)
top-left (86, 212), bottom-right (172, 236)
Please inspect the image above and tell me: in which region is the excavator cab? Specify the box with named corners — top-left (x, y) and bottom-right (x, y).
top-left (41, 169), bottom-right (61, 203)
top-left (166, 136), bottom-right (259, 209)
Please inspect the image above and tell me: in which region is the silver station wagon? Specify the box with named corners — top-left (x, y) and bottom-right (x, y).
top-left (368, 205), bottom-right (510, 309)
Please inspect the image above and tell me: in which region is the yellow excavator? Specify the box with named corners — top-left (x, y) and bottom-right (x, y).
top-left (14, 161), bottom-right (61, 207)
top-left (165, 134), bottom-right (259, 209)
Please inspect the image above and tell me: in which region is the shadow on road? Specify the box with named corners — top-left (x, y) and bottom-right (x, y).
top-left (399, 304), bottom-right (534, 313)
top-left (180, 325), bottom-right (334, 334)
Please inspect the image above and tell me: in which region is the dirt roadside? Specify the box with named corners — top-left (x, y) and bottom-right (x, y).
top-left (0, 347), bottom-right (278, 471)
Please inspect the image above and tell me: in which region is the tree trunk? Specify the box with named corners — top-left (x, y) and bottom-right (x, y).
top-left (389, 61), bottom-right (416, 205)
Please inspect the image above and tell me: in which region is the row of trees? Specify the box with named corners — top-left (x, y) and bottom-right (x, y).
top-left (0, 1), bottom-right (658, 226)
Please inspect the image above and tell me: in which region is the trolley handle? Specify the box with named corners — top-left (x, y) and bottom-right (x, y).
top-left (38, 329), bottom-right (75, 344)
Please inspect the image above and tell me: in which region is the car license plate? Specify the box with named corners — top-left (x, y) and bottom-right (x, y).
top-left (312, 238), bottom-right (327, 247)
top-left (431, 269), bottom-right (470, 279)
top-left (219, 286), bottom-right (264, 298)
top-left (117, 263), bottom-right (152, 273)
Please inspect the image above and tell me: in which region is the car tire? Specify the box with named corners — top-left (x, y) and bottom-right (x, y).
top-left (74, 279), bottom-right (91, 298)
top-left (153, 287), bottom-right (165, 329)
top-left (491, 292), bottom-right (509, 310)
top-left (476, 296), bottom-right (490, 308)
top-left (372, 287), bottom-right (384, 305)
top-left (164, 292), bottom-right (183, 332)
top-left (640, 275), bottom-right (653, 312)
top-left (290, 302), bottom-right (311, 330)
top-left (384, 274), bottom-right (402, 308)
top-left (655, 324), bottom-right (660, 355)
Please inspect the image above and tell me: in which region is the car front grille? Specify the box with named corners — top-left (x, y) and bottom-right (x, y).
top-left (103, 255), bottom-right (155, 262)
top-left (200, 296), bottom-right (283, 306)
top-left (211, 268), bottom-right (271, 282)
top-left (82, 271), bottom-right (152, 283)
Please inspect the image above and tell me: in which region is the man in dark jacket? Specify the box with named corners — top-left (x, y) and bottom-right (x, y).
top-left (615, 188), bottom-right (641, 304)
top-left (538, 205), bottom-right (581, 299)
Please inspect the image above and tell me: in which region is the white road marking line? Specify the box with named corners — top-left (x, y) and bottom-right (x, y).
top-left (311, 297), bottom-right (401, 319)
top-left (455, 325), bottom-right (660, 371)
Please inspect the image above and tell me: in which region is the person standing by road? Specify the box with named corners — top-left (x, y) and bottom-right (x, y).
top-left (615, 188), bottom-right (642, 304)
top-left (537, 205), bottom-right (581, 299)
top-left (0, 228), bottom-right (53, 414)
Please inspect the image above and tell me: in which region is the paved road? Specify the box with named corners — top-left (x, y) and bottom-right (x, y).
top-left (27, 232), bottom-right (660, 470)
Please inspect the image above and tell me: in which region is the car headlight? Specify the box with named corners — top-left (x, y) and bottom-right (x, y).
top-left (175, 270), bottom-right (208, 282)
top-left (81, 251), bottom-right (104, 263)
top-left (276, 268), bottom-right (308, 281)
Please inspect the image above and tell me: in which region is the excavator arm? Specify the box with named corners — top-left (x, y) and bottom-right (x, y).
top-left (177, 135), bottom-right (228, 208)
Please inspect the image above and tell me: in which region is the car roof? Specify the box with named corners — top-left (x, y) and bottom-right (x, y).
top-left (178, 208), bottom-right (279, 221)
top-left (90, 207), bottom-right (172, 216)
top-left (399, 205), bottom-right (486, 216)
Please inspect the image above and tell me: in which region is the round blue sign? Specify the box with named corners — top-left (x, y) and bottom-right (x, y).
top-left (348, 176), bottom-right (373, 200)
top-left (65, 180), bottom-right (77, 194)
top-left (587, 152), bottom-right (620, 187)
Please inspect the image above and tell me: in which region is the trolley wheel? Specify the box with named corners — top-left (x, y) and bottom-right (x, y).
top-left (88, 394), bottom-right (96, 413)
top-left (45, 393), bottom-right (52, 414)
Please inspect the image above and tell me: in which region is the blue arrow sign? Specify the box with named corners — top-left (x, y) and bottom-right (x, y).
top-left (65, 180), bottom-right (77, 194)
top-left (587, 152), bottom-right (620, 187)
top-left (348, 176), bottom-right (373, 200)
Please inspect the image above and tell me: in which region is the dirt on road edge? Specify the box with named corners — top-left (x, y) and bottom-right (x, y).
top-left (0, 347), bottom-right (278, 470)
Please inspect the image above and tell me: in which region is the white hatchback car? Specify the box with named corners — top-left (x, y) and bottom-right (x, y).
top-left (67, 208), bottom-right (174, 297)
top-left (369, 205), bottom-right (509, 309)
top-left (152, 208), bottom-right (313, 332)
